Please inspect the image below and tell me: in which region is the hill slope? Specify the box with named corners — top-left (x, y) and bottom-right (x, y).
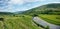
top-left (0, 15), bottom-right (43, 29)
top-left (22, 3), bottom-right (60, 15)
top-left (0, 12), bottom-right (14, 15)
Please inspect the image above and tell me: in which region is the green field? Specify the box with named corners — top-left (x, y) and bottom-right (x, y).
top-left (0, 15), bottom-right (43, 29)
top-left (39, 14), bottom-right (60, 26)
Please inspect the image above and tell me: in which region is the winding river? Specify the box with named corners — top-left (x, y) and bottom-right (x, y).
top-left (33, 17), bottom-right (60, 29)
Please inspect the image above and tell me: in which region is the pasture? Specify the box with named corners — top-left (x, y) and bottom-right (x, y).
top-left (39, 14), bottom-right (60, 26)
top-left (0, 15), bottom-right (42, 29)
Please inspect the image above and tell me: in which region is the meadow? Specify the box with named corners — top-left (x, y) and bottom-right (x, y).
top-left (39, 14), bottom-right (60, 26)
top-left (0, 15), bottom-right (43, 29)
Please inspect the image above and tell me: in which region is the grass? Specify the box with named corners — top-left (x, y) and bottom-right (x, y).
top-left (39, 14), bottom-right (60, 26)
top-left (0, 15), bottom-right (43, 29)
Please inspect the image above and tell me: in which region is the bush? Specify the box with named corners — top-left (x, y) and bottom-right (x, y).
top-left (45, 25), bottom-right (49, 29)
top-left (56, 16), bottom-right (60, 19)
top-left (33, 14), bottom-right (38, 17)
top-left (0, 18), bottom-right (4, 21)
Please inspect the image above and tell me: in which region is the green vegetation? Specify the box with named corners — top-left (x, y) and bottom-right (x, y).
top-left (0, 3), bottom-right (60, 29)
top-left (39, 14), bottom-right (60, 26)
top-left (21, 3), bottom-right (60, 26)
top-left (0, 15), bottom-right (43, 29)
top-left (22, 3), bottom-right (60, 15)
top-left (0, 12), bottom-right (14, 15)
top-left (45, 25), bottom-right (49, 29)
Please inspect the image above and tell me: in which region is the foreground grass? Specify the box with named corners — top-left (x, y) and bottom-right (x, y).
top-left (39, 14), bottom-right (60, 26)
top-left (0, 15), bottom-right (42, 29)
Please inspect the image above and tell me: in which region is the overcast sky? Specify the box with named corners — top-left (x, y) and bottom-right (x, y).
top-left (0, 0), bottom-right (60, 12)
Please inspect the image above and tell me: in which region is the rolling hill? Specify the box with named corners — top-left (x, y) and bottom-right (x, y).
top-left (0, 12), bottom-right (14, 15)
top-left (21, 3), bottom-right (60, 26)
top-left (0, 3), bottom-right (60, 29)
top-left (22, 3), bottom-right (60, 15)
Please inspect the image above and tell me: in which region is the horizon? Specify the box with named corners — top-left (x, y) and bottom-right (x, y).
top-left (0, 0), bottom-right (60, 12)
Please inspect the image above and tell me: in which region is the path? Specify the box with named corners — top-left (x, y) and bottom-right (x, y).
top-left (33, 17), bottom-right (60, 29)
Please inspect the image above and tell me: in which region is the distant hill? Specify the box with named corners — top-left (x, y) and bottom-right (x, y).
top-left (22, 3), bottom-right (60, 15)
top-left (0, 12), bottom-right (14, 15)
top-left (1, 3), bottom-right (60, 15)
top-left (14, 11), bottom-right (25, 14)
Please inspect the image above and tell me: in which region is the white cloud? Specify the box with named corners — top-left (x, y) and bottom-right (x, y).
top-left (9, 0), bottom-right (24, 5)
top-left (0, 0), bottom-right (60, 12)
top-left (9, 0), bottom-right (46, 5)
top-left (51, 2), bottom-right (60, 3)
top-left (24, 0), bottom-right (46, 2)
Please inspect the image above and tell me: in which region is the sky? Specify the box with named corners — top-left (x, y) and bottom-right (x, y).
top-left (0, 0), bottom-right (60, 12)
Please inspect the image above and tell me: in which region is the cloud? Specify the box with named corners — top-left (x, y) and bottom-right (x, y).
top-left (24, 0), bottom-right (45, 2)
top-left (9, 0), bottom-right (24, 5)
top-left (9, 0), bottom-right (46, 5)
top-left (0, 0), bottom-right (11, 10)
top-left (52, 2), bottom-right (60, 3)
top-left (0, 0), bottom-right (60, 12)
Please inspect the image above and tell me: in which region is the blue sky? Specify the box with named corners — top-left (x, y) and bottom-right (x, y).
top-left (0, 0), bottom-right (60, 12)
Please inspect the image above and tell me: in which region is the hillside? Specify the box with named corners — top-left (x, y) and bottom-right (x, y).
top-left (0, 12), bottom-right (14, 15)
top-left (22, 3), bottom-right (60, 15)
top-left (0, 15), bottom-right (43, 29)
top-left (20, 3), bottom-right (60, 26)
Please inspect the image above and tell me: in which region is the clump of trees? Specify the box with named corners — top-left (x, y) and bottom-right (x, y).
top-left (40, 9), bottom-right (60, 15)
top-left (45, 26), bottom-right (49, 29)
top-left (0, 18), bottom-right (4, 21)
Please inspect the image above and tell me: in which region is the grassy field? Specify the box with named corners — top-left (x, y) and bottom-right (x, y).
top-left (0, 15), bottom-right (42, 29)
top-left (39, 14), bottom-right (60, 26)
top-left (0, 14), bottom-right (60, 29)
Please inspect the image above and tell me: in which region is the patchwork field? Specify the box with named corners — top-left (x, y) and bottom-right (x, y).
top-left (0, 15), bottom-right (42, 29)
top-left (39, 14), bottom-right (60, 26)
